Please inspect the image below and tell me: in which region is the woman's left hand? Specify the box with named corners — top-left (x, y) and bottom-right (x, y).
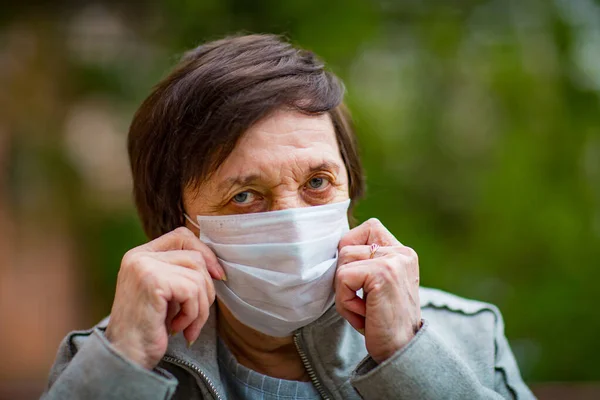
top-left (335, 218), bottom-right (422, 364)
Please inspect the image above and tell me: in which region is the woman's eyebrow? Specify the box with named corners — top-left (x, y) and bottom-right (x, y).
top-left (221, 174), bottom-right (261, 193)
top-left (219, 161), bottom-right (341, 193)
top-left (309, 161), bottom-right (340, 174)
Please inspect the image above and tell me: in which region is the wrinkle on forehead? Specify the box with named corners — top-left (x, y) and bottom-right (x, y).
top-left (213, 111), bottom-right (342, 183)
top-left (184, 109), bottom-right (348, 209)
top-left (237, 110), bottom-right (337, 147)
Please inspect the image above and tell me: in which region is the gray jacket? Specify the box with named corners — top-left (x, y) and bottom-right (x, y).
top-left (42, 287), bottom-right (536, 399)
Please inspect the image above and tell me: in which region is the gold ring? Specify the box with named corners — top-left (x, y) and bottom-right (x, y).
top-left (369, 243), bottom-right (380, 259)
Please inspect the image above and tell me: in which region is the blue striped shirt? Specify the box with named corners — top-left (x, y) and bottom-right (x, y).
top-left (217, 338), bottom-right (321, 400)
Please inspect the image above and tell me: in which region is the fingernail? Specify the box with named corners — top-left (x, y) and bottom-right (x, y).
top-left (170, 330), bottom-right (177, 337)
top-left (187, 340), bottom-right (195, 349)
top-left (221, 274), bottom-right (227, 281)
top-left (357, 328), bottom-right (365, 336)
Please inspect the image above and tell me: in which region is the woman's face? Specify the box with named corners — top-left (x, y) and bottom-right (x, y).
top-left (183, 109), bottom-right (350, 219)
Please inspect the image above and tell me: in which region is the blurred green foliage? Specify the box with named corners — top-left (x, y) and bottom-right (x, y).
top-left (3, 0), bottom-right (600, 382)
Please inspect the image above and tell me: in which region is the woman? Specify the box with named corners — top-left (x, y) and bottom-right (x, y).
top-left (43, 34), bottom-right (535, 399)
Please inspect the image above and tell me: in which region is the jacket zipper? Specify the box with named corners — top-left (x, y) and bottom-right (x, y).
top-left (162, 355), bottom-right (223, 400)
top-left (293, 332), bottom-right (332, 400)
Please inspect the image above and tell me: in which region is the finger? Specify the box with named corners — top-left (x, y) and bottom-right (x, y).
top-left (342, 296), bottom-right (367, 317)
top-left (335, 264), bottom-right (370, 329)
top-left (337, 306), bottom-right (365, 332)
top-left (335, 264), bottom-right (368, 308)
top-left (338, 245), bottom-right (398, 266)
top-left (138, 228), bottom-right (225, 280)
top-left (183, 281), bottom-right (212, 347)
top-left (159, 261), bottom-right (216, 305)
top-left (139, 227), bottom-right (199, 251)
top-left (147, 258), bottom-right (205, 311)
top-left (338, 245), bottom-right (371, 267)
top-left (189, 263), bottom-right (216, 309)
top-left (334, 268), bottom-right (366, 332)
top-left (159, 262), bottom-right (215, 338)
top-left (338, 218), bottom-right (401, 249)
top-left (170, 295), bottom-right (199, 334)
top-left (165, 301), bottom-right (180, 334)
top-left (338, 245), bottom-right (414, 269)
top-left (161, 272), bottom-right (199, 333)
top-left (152, 250), bottom-right (224, 281)
top-left (396, 245), bottom-right (419, 260)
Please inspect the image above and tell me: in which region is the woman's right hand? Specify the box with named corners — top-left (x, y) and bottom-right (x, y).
top-left (105, 227), bottom-right (226, 370)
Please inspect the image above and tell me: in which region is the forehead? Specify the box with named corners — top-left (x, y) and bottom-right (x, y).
top-left (239, 109), bottom-right (337, 152)
top-left (215, 110), bottom-right (343, 177)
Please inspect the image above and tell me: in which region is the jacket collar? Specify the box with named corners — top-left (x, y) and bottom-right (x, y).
top-left (163, 303), bottom-right (359, 398)
top-left (164, 304), bottom-right (224, 396)
top-left (163, 290), bottom-right (438, 398)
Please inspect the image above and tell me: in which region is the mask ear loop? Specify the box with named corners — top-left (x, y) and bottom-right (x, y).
top-left (183, 213), bottom-right (200, 230)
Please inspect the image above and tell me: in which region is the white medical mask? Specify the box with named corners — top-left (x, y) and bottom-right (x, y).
top-left (185, 200), bottom-right (350, 337)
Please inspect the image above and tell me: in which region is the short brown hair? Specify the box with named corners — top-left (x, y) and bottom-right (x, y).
top-left (128, 34), bottom-right (364, 239)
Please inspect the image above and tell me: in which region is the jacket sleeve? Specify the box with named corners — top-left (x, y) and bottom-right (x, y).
top-left (349, 313), bottom-right (536, 400)
top-left (41, 328), bottom-right (178, 400)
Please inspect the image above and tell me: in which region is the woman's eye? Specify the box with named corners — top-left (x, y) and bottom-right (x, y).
top-left (307, 177), bottom-right (329, 190)
top-left (232, 191), bottom-right (254, 204)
